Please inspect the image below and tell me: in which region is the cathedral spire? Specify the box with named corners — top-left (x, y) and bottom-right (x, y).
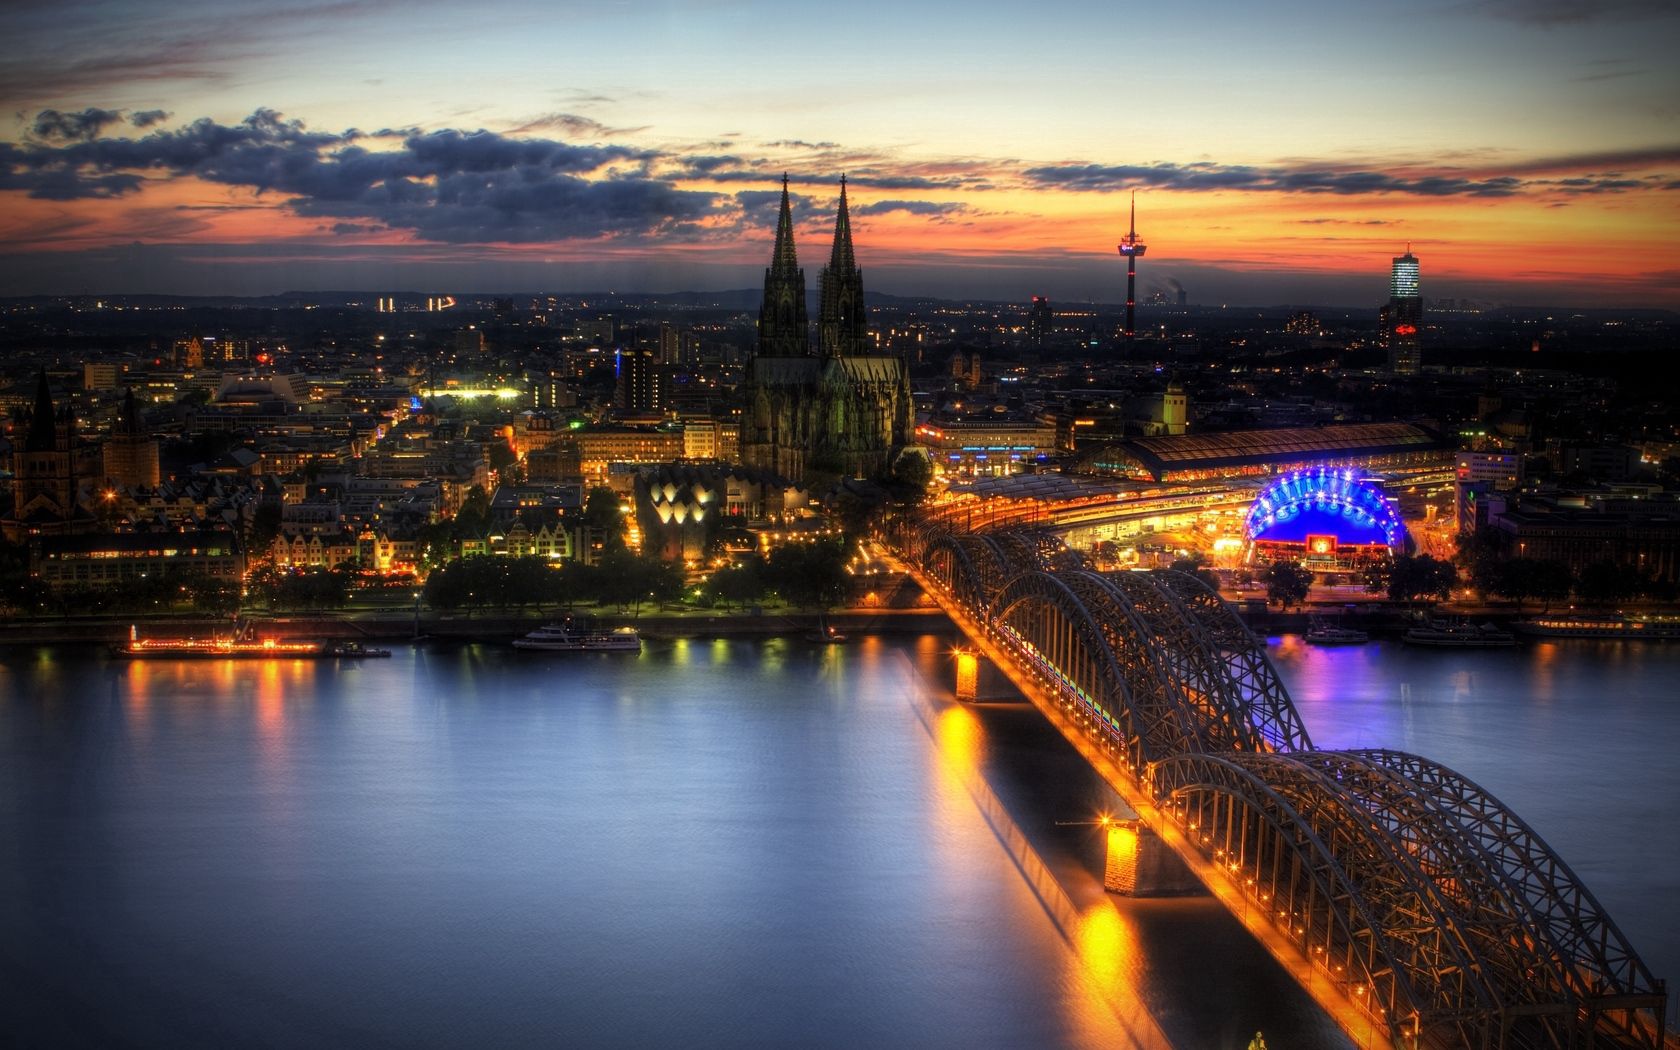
top-left (828, 175), bottom-right (857, 275)
top-left (770, 173), bottom-right (799, 277)
top-left (757, 173), bottom-right (809, 357)
top-left (819, 176), bottom-right (868, 358)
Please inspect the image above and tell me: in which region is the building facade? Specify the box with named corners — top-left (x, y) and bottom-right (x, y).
top-left (1386, 248), bottom-right (1422, 374)
top-left (741, 176), bottom-right (912, 486)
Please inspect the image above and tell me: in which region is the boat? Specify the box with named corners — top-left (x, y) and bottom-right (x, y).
top-left (114, 624), bottom-right (392, 659)
top-left (1402, 619), bottom-right (1518, 648)
top-left (513, 621), bottom-right (641, 652)
top-left (1512, 615), bottom-right (1680, 641)
top-left (1304, 618), bottom-right (1369, 645)
top-left (321, 640), bottom-right (393, 658)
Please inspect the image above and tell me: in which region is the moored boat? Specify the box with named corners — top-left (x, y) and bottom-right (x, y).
top-left (1304, 618), bottom-right (1369, 645)
top-left (513, 621), bottom-right (641, 652)
top-left (1513, 615), bottom-right (1680, 641)
top-left (115, 623), bottom-right (390, 659)
top-left (1402, 619), bottom-right (1517, 648)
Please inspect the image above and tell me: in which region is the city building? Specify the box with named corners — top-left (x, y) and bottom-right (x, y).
top-left (32, 530), bottom-right (243, 590)
top-left (912, 417), bottom-right (1058, 478)
top-left (615, 347), bottom-right (666, 416)
top-left (741, 176), bottom-right (912, 486)
top-left (1027, 296), bottom-right (1052, 348)
top-left (1082, 422), bottom-right (1450, 483)
top-left (5, 372), bottom-right (93, 540)
top-left (1245, 469), bottom-right (1408, 570)
top-left (1386, 248), bottom-right (1422, 374)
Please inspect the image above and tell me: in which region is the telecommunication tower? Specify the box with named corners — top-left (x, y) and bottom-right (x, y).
top-left (1116, 191), bottom-right (1147, 342)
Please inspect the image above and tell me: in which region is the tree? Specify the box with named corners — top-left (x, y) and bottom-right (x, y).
top-left (1576, 560), bottom-right (1642, 605)
top-left (1168, 552), bottom-right (1221, 592)
top-left (768, 538), bottom-right (853, 610)
top-left (702, 556), bottom-right (767, 610)
top-left (1486, 558), bottom-right (1572, 611)
top-left (582, 486), bottom-right (627, 554)
top-left (453, 484), bottom-right (492, 538)
top-left (1263, 561), bottom-right (1312, 609)
top-left (1379, 554), bottom-right (1458, 605)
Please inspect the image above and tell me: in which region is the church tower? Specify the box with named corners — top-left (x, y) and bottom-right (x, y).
top-left (102, 387), bottom-right (161, 489)
top-left (818, 176), bottom-right (869, 359)
top-left (6, 371), bottom-right (83, 539)
top-left (757, 174), bottom-right (809, 357)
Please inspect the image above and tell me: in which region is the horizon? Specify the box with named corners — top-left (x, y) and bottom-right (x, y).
top-left (2, 0), bottom-right (1677, 309)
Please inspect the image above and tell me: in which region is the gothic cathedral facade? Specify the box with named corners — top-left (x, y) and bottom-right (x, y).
top-left (741, 176), bottom-right (911, 487)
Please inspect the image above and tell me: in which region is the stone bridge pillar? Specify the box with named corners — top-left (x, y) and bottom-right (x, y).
top-left (1104, 820), bottom-right (1203, 896)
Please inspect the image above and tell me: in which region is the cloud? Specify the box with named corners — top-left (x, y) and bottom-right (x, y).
top-left (1023, 161), bottom-right (1529, 197)
top-left (130, 110), bottom-right (172, 128)
top-left (1465, 0), bottom-right (1678, 24)
top-left (1296, 218), bottom-right (1396, 225)
top-left (0, 108), bottom-right (725, 243)
top-left (1023, 151), bottom-right (1680, 199)
top-left (855, 199), bottom-right (969, 218)
top-left (31, 107), bottom-right (124, 142)
top-left (505, 112), bottom-right (650, 138)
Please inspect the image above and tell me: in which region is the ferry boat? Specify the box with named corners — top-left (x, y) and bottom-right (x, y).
top-left (115, 624), bottom-right (390, 659)
top-left (1402, 619), bottom-right (1518, 648)
top-left (1512, 615), bottom-right (1680, 641)
top-left (513, 622), bottom-right (642, 652)
top-left (1304, 618), bottom-right (1369, 645)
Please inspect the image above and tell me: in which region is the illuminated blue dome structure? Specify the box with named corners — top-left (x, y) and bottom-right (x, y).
top-left (1245, 469), bottom-right (1408, 567)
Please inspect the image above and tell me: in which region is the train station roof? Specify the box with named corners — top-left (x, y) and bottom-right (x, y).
top-left (1093, 423), bottom-right (1447, 481)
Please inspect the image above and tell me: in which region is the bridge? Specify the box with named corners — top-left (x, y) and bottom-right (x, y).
top-left (898, 523), bottom-right (1669, 1050)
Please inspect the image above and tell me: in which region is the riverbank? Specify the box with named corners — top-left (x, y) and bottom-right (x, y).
top-left (0, 607), bottom-right (954, 647)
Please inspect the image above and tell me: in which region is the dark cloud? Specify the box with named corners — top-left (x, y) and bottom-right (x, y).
top-left (1023, 161), bottom-right (1529, 197)
top-left (504, 113), bottom-right (650, 138)
top-left (733, 188), bottom-right (820, 227)
top-left (1467, 0), bottom-right (1678, 24)
top-left (130, 109), bottom-right (172, 128)
top-left (1296, 218), bottom-right (1396, 225)
top-left (763, 140), bottom-right (840, 150)
top-left (855, 199), bottom-right (968, 218)
top-left (32, 107), bottom-right (124, 142)
top-left (0, 108), bottom-right (724, 243)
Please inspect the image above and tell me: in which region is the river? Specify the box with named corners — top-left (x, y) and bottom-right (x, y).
top-left (0, 634), bottom-right (1674, 1048)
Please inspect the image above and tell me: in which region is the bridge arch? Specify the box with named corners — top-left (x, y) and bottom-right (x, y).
top-left (1347, 750), bottom-right (1667, 1040)
top-left (1152, 752), bottom-right (1444, 1038)
top-left (1151, 569), bottom-right (1313, 752)
top-left (991, 570), bottom-right (1206, 765)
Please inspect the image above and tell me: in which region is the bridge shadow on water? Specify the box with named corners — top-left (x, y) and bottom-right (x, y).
top-left (895, 641), bottom-right (1353, 1050)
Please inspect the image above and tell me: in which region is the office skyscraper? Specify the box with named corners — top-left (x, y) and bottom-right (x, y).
top-left (1387, 247), bottom-right (1422, 374)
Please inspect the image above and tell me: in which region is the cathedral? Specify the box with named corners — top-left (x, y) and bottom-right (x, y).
top-left (741, 176), bottom-right (911, 486)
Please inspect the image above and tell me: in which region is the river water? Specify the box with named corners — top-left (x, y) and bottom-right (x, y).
top-left (1, 634), bottom-right (1675, 1048)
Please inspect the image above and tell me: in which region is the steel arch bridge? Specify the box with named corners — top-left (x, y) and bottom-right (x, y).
top-left (905, 524), bottom-right (1667, 1050)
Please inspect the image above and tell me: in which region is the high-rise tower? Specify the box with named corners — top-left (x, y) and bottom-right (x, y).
top-left (758, 174), bottom-right (809, 357)
top-left (819, 176), bottom-right (869, 358)
top-left (1116, 191), bottom-right (1147, 343)
top-left (1387, 246), bottom-right (1422, 374)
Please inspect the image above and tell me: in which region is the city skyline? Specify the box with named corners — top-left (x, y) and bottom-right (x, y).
top-left (1, 0), bottom-right (1677, 307)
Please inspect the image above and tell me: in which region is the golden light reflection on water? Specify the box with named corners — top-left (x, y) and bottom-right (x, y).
top-left (912, 668), bottom-right (1168, 1049)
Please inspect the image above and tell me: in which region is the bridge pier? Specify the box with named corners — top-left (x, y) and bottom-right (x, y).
top-left (953, 647), bottom-right (979, 700)
top-left (1103, 820), bottom-right (1203, 897)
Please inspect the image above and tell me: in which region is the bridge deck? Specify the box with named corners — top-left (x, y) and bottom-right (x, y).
top-left (911, 560), bottom-right (1392, 1048)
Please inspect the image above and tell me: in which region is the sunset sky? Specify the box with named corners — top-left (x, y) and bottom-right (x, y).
top-left (1, 0), bottom-right (1676, 306)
